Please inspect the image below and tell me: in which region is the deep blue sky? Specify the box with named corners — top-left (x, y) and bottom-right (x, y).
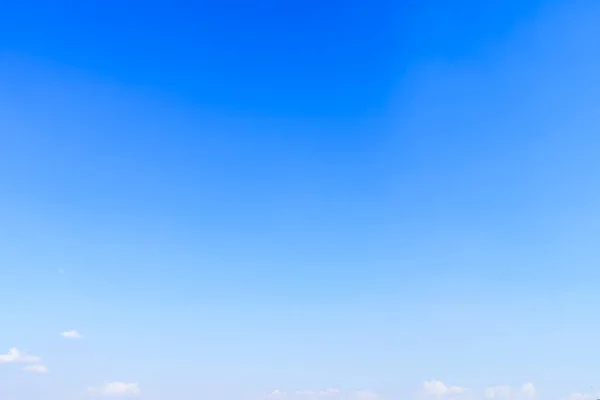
top-left (2, 1), bottom-right (551, 116)
top-left (2, 1), bottom-right (600, 400)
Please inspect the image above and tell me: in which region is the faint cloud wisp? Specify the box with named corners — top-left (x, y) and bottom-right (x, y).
top-left (0, 348), bottom-right (42, 364)
top-left (61, 330), bottom-right (83, 339)
top-left (23, 364), bottom-right (49, 374)
top-left (88, 382), bottom-right (141, 397)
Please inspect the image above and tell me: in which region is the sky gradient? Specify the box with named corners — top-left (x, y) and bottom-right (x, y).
top-left (2, 1), bottom-right (600, 399)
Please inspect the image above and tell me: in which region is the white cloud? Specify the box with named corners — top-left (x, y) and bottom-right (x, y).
top-left (565, 392), bottom-right (599, 400)
top-left (354, 390), bottom-right (380, 400)
top-left (520, 383), bottom-right (536, 399)
top-left (483, 383), bottom-right (536, 400)
top-left (266, 390), bottom-right (287, 399)
top-left (0, 348), bottom-right (41, 364)
top-left (265, 389), bottom-right (377, 400)
top-left (61, 330), bottom-right (83, 339)
top-left (88, 382), bottom-right (141, 397)
top-left (296, 391), bottom-right (316, 396)
top-left (423, 381), bottom-right (468, 397)
top-left (320, 389), bottom-right (342, 396)
top-left (485, 386), bottom-right (512, 398)
top-left (23, 364), bottom-right (49, 374)
top-left (263, 383), bottom-right (539, 400)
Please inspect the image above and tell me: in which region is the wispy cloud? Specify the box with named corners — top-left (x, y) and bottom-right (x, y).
top-left (422, 381), bottom-right (468, 397)
top-left (485, 386), bottom-right (512, 399)
top-left (23, 364), bottom-right (49, 374)
top-left (521, 384), bottom-right (536, 399)
top-left (262, 382), bottom-right (591, 400)
top-left (61, 330), bottom-right (83, 339)
top-left (88, 382), bottom-right (141, 397)
top-left (265, 389), bottom-right (378, 400)
top-left (0, 348), bottom-right (41, 364)
top-left (354, 390), bottom-right (380, 400)
top-left (565, 392), bottom-right (600, 400)
top-left (484, 383), bottom-right (536, 400)
top-left (420, 381), bottom-right (536, 400)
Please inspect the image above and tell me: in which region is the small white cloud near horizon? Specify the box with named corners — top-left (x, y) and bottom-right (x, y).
top-left (483, 383), bottom-right (536, 400)
top-left (296, 391), bottom-right (316, 396)
top-left (354, 390), bottom-right (380, 400)
top-left (88, 382), bottom-right (141, 397)
top-left (320, 389), bottom-right (342, 396)
top-left (485, 386), bottom-right (512, 399)
top-left (565, 392), bottom-right (600, 400)
top-left (520, 383), bottom-right (536, 399)
top-left (423, 381), bottom-right (468, 397)
top-left (23, 364), bottom-right (49, 374)
top-left (265, 389), bottom-right (378, 400)
top-left (266, 390), bottom-right (287, 399)
top-left (0, 348), bottom-right (42, 364)
top-left (61, 330), bottom-right (83, 339)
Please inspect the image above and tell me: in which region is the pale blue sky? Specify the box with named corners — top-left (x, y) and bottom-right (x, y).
top-left (1, 1), bottom-right (600, 399)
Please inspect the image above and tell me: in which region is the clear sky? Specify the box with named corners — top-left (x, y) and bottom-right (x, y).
top-left (1, 1), bottom-right (600, 399)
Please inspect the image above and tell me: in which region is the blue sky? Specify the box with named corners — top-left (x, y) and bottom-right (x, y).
top-left (1, 1), bottom-right (600, 399)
